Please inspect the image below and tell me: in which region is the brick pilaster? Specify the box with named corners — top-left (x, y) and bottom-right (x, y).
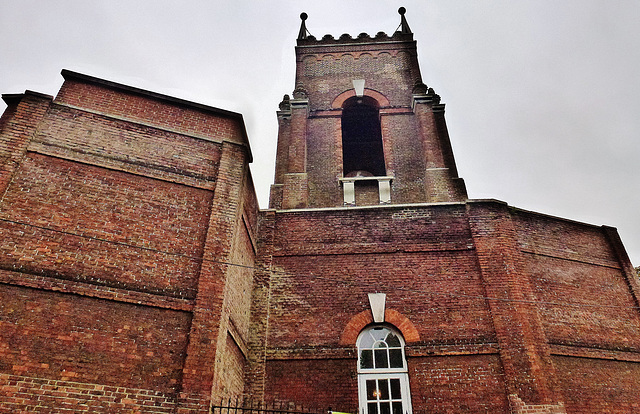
top-left (280, 101), bottom-right (309, 209)
top-left (178, 141), bottom-right (249, 411)
top-left (244, 209), bottom-right (276, 400)
top-left (413, 96), bottom-right (467, 202)
top-left (467, 200), bottom-right (562, 408)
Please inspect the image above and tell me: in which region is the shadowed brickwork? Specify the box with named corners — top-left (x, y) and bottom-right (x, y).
top-left (0, 71), bottom-right (256, 413)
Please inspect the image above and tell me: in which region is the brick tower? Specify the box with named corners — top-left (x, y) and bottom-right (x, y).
top-left (269, 8), bottom-right (466, 210)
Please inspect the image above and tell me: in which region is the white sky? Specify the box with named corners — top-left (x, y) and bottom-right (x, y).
top-left (1, 1), bottom-right (639, 265)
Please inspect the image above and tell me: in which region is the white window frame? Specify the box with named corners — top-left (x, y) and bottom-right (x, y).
top-left (356, 326), bottom-right (412, 414)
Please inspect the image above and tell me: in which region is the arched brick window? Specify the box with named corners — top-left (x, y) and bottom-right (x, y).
top-left (357, 325), bottom-right (412, 414)
top-left (342, 96), bottom-right (386, 177)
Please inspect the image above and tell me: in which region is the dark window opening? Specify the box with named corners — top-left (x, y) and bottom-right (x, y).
top-left (342, 97), bottom-right (386, 177)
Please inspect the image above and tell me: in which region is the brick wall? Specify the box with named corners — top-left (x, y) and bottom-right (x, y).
top-left (0, 373), bottom-right (184, 414)
top-left (268, 250), bottom-right (494, 349)
top-left (298, 48), bottom-right (418, 111)
top-left (32, 104), bottom-right (223, 187)
top-left (409, 355), bottom-right (509, 413)
top-left (0, 152), bottom-right (212, 298)
top-left (552, 356), bottom-right (640, 413)
top-left (254, 201), bottom-right (640, 412)
top-left (265, 359), bottom-right (357, 412)
top-left (255, 203), bottom-right (506, 412)
top-left (0, 72), bottom-right (256, 413)
top-left (515, 211), bottom-right (640, 350)
top-left (55, 75), bottom-right (244, 146)
top-left (513, 210), bottom-right (640, 413)
top-left (305, 116), bottom-right (342, 208)
top-left (0, 285), bottom-right (190, 393)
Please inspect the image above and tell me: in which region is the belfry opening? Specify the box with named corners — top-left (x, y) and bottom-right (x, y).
top-left (341, 96), bottom-right (386, 178)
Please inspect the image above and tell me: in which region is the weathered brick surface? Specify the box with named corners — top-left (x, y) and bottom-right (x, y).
top-left (254, 200), bottom-right (640, 412)
top-left (298, 47), bottom-right (418, 111)
top-left (305, 116), bottom-right (342, 207)
top-left (181, 142), bottom-right (255, 400)
top-left (212, 182), bottom-right (257, 399)
top-left (514, 211), bottom-right (617, 265)
top-left (0, 152), bottom-right (212, 298)
top-left (265, 359), bottom-right (358, 412)
top-left (378, 112), bottom-right (428, 202)
top-left (0, 373), bottom-right (212, 413)
top-left (56, 75), bottom-right (245, 147)
top-left (0, 92), bottom-right (52, 196)
top-left (0, 285), bottom-right (190, 393)
top-left (32, 104), bottom-right (223, 188)
top-left (513, 211), bottom-right (640, 412)
top-left (524, 254), bottom-right (640, 350)
top-left (552, 356), bottom-right (640, 413)
top-left (255, 204), bottom-right (504, 413)
top-left (269, 249), bottom-right (494, 348)
top-left (467, 201), bottom-right (560, 405)
top-left (244, 210), bottom-right (277, 400)
top-left (409, 355), bottom-right (510, 413)
top-left (271, 204), bottom-right (472, 255)
top-left (508, 394), bottom-right (566, 414)
top-left (0, 72), bottom-right (255, 412)
top-left (518, 218), bottom-right (640, 355)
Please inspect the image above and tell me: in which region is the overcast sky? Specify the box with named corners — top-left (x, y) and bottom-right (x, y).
top-left (1, 1), bottom-right (639, 265)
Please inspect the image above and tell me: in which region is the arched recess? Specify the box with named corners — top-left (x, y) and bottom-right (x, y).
top-left (339, 309), bottom-right (419, 346)
top-left (331, 89), bottom-right (390, 109)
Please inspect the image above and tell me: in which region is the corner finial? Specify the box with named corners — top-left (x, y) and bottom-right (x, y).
top-left (298, 12), bottom-right (311, 40)
top-left (397, 7), bottom-right (412, 34)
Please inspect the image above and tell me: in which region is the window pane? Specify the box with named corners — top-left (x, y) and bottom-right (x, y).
top-left (390, 379), bottom-right (401, 399)
top-left (374, 349), bottom-right (389, 368)
top-left (392, 402), bottom-right (403, 414)
top-left (386, 332), bottom-right (401, 347)
top-left (361, 350), bottom-right (374, 369)
top-left (366, 380), bottom-right (377, 400)
top-left (380, 402), bottom-right (391, 414)
top-left (360, 332), bottom-right (375, 348)
top-left (374, 341), bottom-right (388, 349)
top-left (371, 327), bottom-right (387, 341)
top-left (378, 379), bottom-right (389, 400)
top-left (368, 403), bottom-right (378, 414)
top-left (389, 349), bottom-right (403, 368)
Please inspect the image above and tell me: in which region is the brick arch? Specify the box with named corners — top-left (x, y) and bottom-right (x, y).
top-left (331, 89), bottom-right (390, 109)
top-left (339, 308), bottom-right (420, 345)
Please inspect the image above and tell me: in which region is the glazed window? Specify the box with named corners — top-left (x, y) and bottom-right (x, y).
top-left (359, 326), bottom-right (405, 370)
top-left (357, 326), bottom-right (412, 414)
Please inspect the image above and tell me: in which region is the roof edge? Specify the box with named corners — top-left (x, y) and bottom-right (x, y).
top-left (2, 90), bottom-right (53, 105)
top-left (60, 70), bottom-right (241, 119)
top-left (60, 69), bottom-right (252, 162)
